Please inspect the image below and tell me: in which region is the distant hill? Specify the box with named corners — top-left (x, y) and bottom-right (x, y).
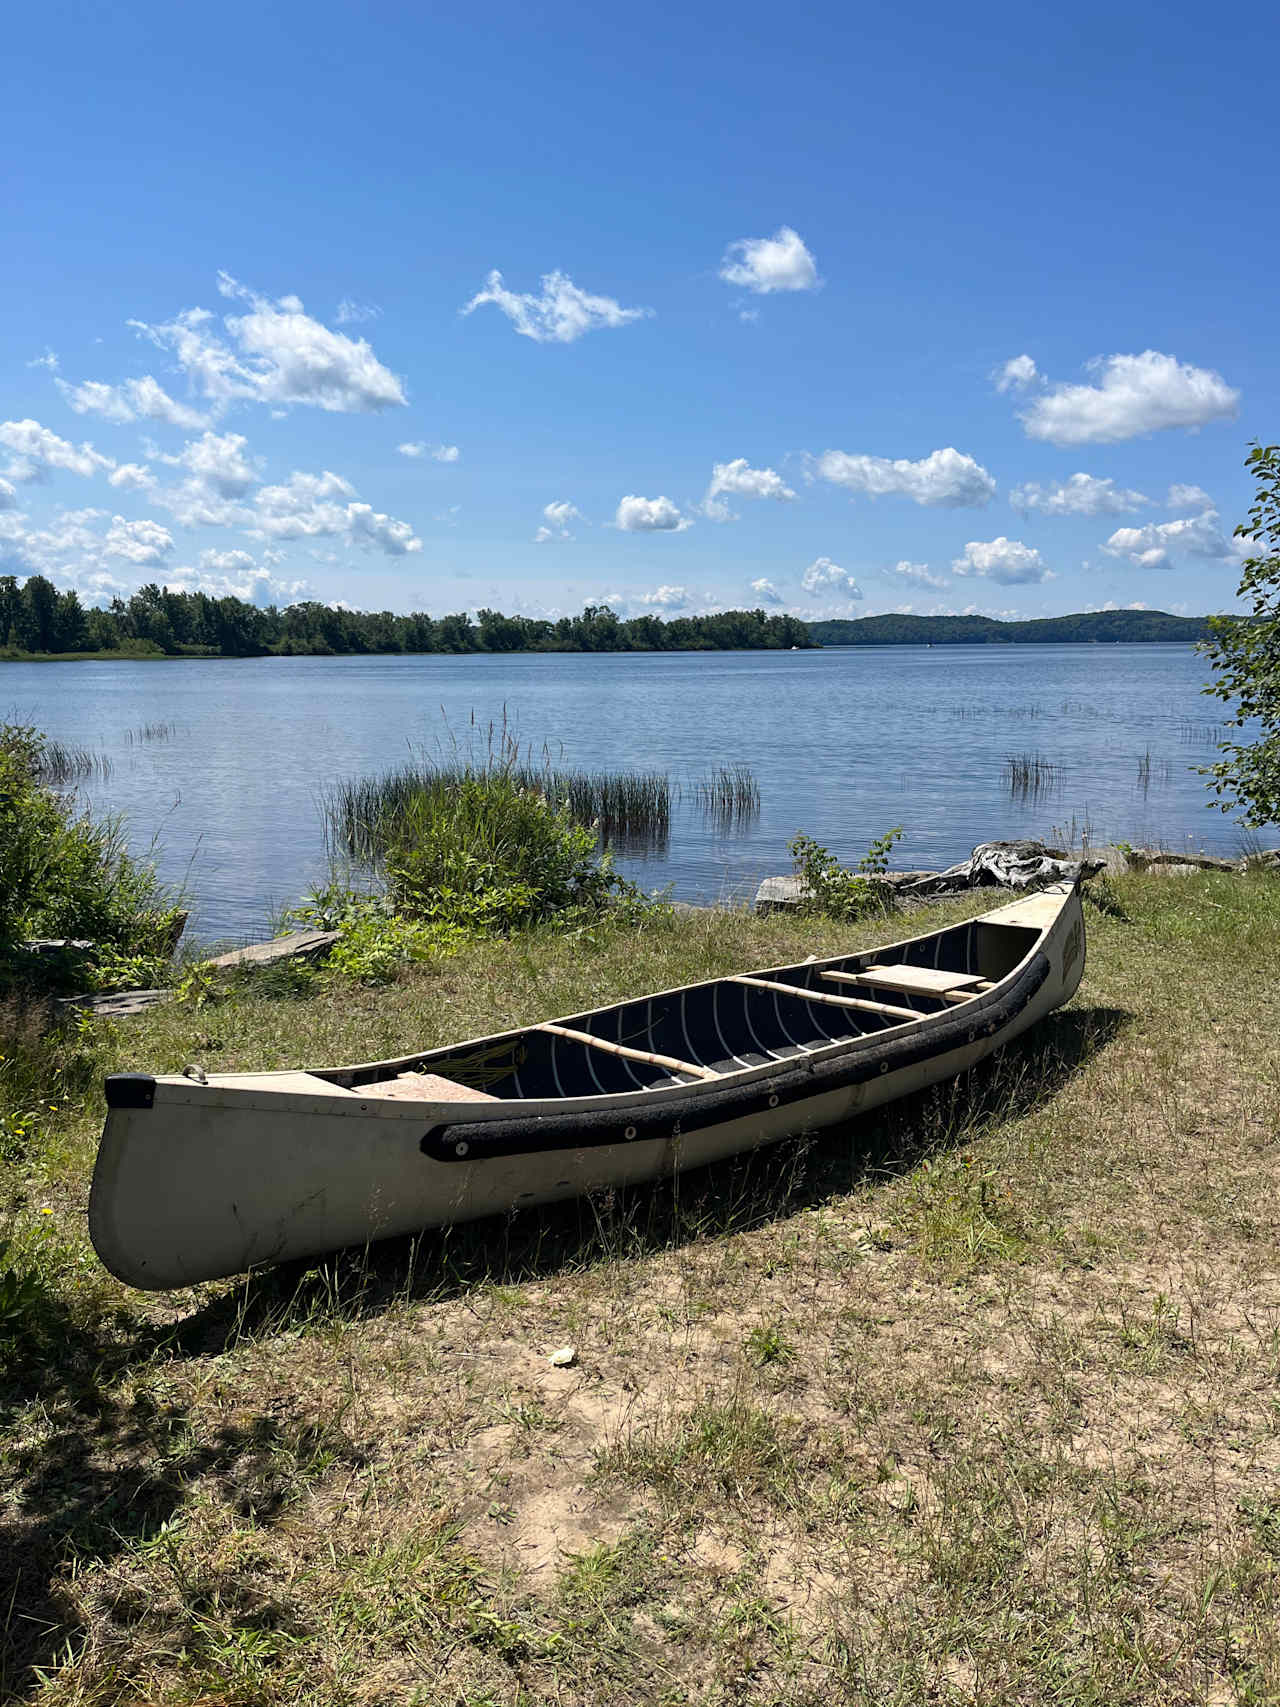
top-left (806, 609), bottom-right (1218, 647)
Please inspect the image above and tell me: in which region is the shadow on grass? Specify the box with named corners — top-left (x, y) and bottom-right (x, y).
top-left (0, 1287), bottom-right (357, 1695)
top-left (178, 1001), bottom-right (1131, 1349)
top-left (0, 1003), bottom-right (1125, 1696)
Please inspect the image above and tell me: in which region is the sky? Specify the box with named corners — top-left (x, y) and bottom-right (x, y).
top-left (3, 0), bottom-right (1278, 625)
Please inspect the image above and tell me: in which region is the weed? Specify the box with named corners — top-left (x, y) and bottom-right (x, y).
top-left (788, 826), bottom-right (904, 918)
top-left (744, 1320), bottom-right (795, 1366)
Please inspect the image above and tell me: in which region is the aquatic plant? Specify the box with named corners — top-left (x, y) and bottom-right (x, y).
top-left (326, 757), bottom-right (673, 863)
top-left (124, 721), bottom-right (178, 745)
top-left (31, 740), bottom-right (110, 784)
top-left (1003, 752), bottom-right (1061, 804)
top-left (691, 764), bottom-right (761, 829)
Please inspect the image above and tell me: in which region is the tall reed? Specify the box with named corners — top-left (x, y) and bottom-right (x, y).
top-left (33, 742), bottom-right (110, 784)
top-left (1003, 752), bottom-right (1060, 804)
top-left (326, 759), bottom-right (673, 863)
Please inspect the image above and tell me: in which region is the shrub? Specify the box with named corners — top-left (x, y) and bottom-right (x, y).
top-left (384, 774), bottom-right (637, 934)
top-left (0, 723), bottom-right (183, 992)
top-left (788, 826), bottom-right (904, 919)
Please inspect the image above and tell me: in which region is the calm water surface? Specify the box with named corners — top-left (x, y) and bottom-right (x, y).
top-left (8, 645), bottom-right (1257, 943)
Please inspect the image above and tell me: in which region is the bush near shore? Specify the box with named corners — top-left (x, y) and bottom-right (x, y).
top-left (0, 724), bottom-right (184, 997)
top-left (2, 868), bottom-right (1280, 1704)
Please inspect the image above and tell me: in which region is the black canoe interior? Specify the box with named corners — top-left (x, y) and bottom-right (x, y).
top-left (336, 915), bottom-right (1041, 1101)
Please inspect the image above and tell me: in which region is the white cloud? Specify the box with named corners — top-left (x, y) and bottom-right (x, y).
top-left (635, 585), bottom-right (690, 608)
top-left (129, 273), bottom-right (407, 414)
top-left (346, 504), bottom-right (421, 555)
top-left (889, 560), bottom-right (950, 589)
top-left (614, 494), bottom-right (691, 533)
top-left (166, 556), bottom-right (311, 605)
top-left (1168, 482), bottom-right (1214, 511)
top-left (1100, 508), bottom-right (1243, 569)
top-left (462, 269), bottom-right (652, 344)
top-left (719, 227), bottom-right (819, 294)
top-left (994, 354), bottom-right (1040, 394)
top-left (0, 418), bottom-right (115, 482)
top-left (335, 298), bottom-right (380, 325)
top-left (398, 440), bottom-right (459, 462)
top-left (107, 462), bottom-right (156, 493)
top-left (199, 547), bottom-right (258, 574)
top-left (749, 577), bottom-right (784, 605)
top-left (0, 478), bottom-right (16, 511)
top-left (815, 445), bottom-right (996, 507)
top-left (1019, 351), bottom-right (1240, 445)
top-left (57, 374), bottom-right (207, 429)
top-left (27, 349), bottom-right (58, 372)
top-left (952, 537), bottom-right (1054, 584)
top-left (0, 508), bottom-right (106, 578)
top-left (159, 430), bottom-right (257, 497)
top-left (534, 500), bottom-right (584, 543)
top-left (801, 556), bottom-right (862, 597)
top-left (253, 468), bottom-right (421, 555)
top-left (104, 515), bottom-right (174, 567)
top-left (147, 430), bottom-right (258, 527)
top-left (1009, 472), bottom-right (1151, 517)
top-left (703, 457), bottom-right (796, 520)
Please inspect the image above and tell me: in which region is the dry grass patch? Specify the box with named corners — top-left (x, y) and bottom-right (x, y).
top-left (3, 877), bottom-right (1280, 1702)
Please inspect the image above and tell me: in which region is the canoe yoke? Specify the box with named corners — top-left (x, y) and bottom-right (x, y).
top-left (418, 948), bottom-right (1054, 1163)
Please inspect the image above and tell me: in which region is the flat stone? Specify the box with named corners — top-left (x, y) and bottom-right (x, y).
top-left (59, 988), bottom-right (173, 1017)
top-left (20, 938), bottom-right (95, 956)
top-left (754, 875), bottom-right (811, 915)
top-left (204, 929), bottom-right (340, 972)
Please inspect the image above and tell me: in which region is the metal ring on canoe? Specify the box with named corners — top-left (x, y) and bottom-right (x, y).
top-left (418, 951), bottom-right (1052, 1163)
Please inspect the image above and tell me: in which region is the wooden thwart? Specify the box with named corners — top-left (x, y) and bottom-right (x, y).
top-left (537, 1022), bottom-right (719, 1082)
top-left (731, 974), bottom-right (922, 1023)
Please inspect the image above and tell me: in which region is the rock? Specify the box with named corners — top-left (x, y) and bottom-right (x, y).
top-left (548, 1345), bottom-right (578, 1368)
top-left (20, 939), bottom-right (95, 957)
top-left (1141, 851), bottom-right (1238, 872)
top-left (59, 988), bottom-right (173, 1018)
top-left (754, 874), bottom-right (811, 915)
top-left (203, 929), bottom-right (340, 972)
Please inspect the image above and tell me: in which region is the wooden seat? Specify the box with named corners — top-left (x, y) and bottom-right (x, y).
top-left (823, 965), bottom-right (992, 1004)
top-left (362, 1072), bottom-right (498, 1102)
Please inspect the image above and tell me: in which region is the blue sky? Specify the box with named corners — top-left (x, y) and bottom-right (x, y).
top-left (4, 0), bottom-right (1277, 623)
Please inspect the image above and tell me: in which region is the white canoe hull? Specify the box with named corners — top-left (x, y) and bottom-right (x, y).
top-left (90, 884), bottom-right (1085, 1289)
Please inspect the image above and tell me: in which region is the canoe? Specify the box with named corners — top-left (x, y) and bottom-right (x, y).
top-left (90, 881), bottom-right (1085, 1290)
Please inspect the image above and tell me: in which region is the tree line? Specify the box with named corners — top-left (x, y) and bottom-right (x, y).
top-left (808, 609), bottom-right (1218, 645)
top-left (0, 577), bottom-right (812, 658)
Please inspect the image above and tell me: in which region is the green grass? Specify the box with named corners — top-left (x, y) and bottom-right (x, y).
top-left (2, 873), bottom-right (1280, 1703)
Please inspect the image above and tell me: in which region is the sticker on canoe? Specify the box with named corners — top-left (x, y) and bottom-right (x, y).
top-left (1062, 919), bottom-right (1083, 981)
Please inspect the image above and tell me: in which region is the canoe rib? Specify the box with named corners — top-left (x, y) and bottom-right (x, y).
top-left (420, 948), bottom-right (1054, 1164)
top-left (537, 1022), bottom-right (718, 1083)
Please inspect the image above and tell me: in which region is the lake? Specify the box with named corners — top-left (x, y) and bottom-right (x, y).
top-left (9, 644), bottom-right (1262, 944)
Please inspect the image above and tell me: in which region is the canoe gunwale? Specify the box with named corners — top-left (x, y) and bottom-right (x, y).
top-left (419, 948), bottom-right (1053, 1162)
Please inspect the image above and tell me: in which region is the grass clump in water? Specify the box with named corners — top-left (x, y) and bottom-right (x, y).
top-left (1004, 751), bottom-right (1061, 803)
top-left (327, 757), bottom-right (672, 862)
top-left (300, 769), bottom-right (660, 980)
